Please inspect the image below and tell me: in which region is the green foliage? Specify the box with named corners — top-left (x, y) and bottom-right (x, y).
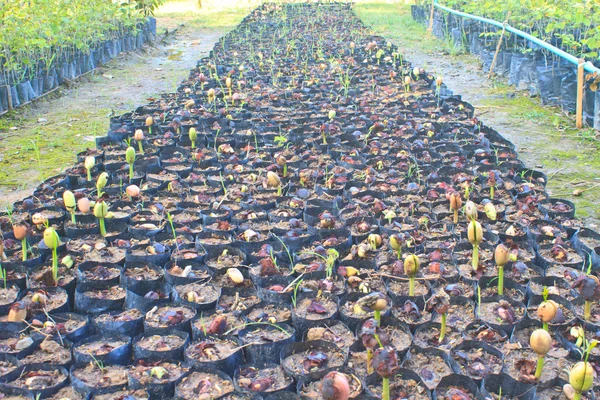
top-left (0, 0), bottom-right (146, 84)
top-left (440, 0), bottom-right (600, 60)
top-left (133, 0), bottom-right (167, 17)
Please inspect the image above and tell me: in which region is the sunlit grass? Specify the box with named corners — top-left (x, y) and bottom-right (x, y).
top-left (156, 0), bottom-right (260, 29)
top-left (355, 3), bottom-right (465, 55)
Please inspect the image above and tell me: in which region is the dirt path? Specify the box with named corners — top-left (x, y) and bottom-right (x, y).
top-left (356, 3), bottom-right (600, 228)
top-left (0, 15), bottom-right (225, 208)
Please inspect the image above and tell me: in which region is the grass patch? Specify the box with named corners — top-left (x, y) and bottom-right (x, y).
top-left (157, 0), bottom-right (258, 29)
top-left (355, 3), bottom-right (465, 56)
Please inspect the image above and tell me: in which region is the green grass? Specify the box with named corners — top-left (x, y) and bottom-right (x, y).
top-left (355, 3), bottom-right (465, 55)
top-left (156, 0), bottom-right (257, 29)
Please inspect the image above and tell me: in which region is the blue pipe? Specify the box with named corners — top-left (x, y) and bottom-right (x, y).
top-left (433, 1), bottom-right (600, 74)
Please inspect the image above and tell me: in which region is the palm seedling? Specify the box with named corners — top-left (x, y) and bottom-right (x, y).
top-left (96, 172), bottom-right (108, 198)
top-left (84, 156), bottom-right (95, 181)
top-left (126, 146), bottom-right (136, 182)
top-left (134, 129), bottom-right (145, 154)
top-left (468, 220), bottom-right (483, 272)
top-left (63, 190), bottom-right (77, 224)
top-left (94, 200), bottom-right (108, 237)
top-left (13, 223), bottom-right (28, 262)
top-left (494, 243), bottom-right (508, 296)
top-left (404, 254), bottom-right (419, 296)
top-left (43, 227), bottom-right (60, 286)
top-left (530, 328), bottom-right (552, 380)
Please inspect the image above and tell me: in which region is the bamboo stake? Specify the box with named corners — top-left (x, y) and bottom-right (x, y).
top-left (427, 0), bottom-right (435, 37)
top-left (488, 11), bottom-right (511, 79)
top-left (576, 58), bottom-right (585, 129)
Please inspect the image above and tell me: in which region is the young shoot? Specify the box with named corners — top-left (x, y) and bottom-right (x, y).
top-left (291, 278), bottom-right (303, 309)
top-left (126, 146), bottom-right (136, 182)
top-left (94, 200), bottom-right (108, 237)
top-left (13, 223), bottom-right (28, 262)
top-left (435, 75), bottom-right (443, 104)
top-left (0, 265), bottom-right (6, 290)
top-left (530, 328), bottom-right (552, 380)
top-left (145, 116), bottom-right (154, 136)
top-left (449, 191), bottom-right (462, 224)
top-left (43, 227), bottom-right (60, 286)
top-left (63, 190), bottom-right (77, 224)
top-left (84, 156), bottom-right (95, 181)
top-left (468, 221), bottom-right (483, 271)
top-left (96, 172), bottom-right (108, 198)
top-left (404, 254), bottom-right (420, 296)
top-left (134, 129), bottom-right (145, 155)
top-left (189, 127), bottom-right (198, 149)
top-left (166, 211), bottom-right (177, 242)
top-left (537, 287), bottom-right (557, 332)
top-left (494, 243), bottom-right (508, 296)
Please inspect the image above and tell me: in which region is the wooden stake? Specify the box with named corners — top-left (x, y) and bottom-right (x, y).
top-left (427, 0), bottom-right (435, 36)
top-left (576, 58), bottom-right (585, 129)
top-left (488, 11), bottom-right (511, 79)
top-left (6, 84), bottom-right (13, 111)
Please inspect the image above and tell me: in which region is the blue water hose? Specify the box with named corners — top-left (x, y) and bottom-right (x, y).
top-left (433, 1), bottom-right (600, 74)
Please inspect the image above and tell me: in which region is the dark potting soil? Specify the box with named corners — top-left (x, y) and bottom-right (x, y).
top-left (175, 371), bottom-right (234, 399)
top-left (31, 313), bottom-right (87, 338)
top-left (129, 361), bottom-right (188, 385)
top-left (124, 265), bottom-right (162, 281)
top-left (403, 350), bottom-right (453, 390)
top-left (241, 327), bottom-right (292, 345)
top-left (47, 386), bottom-right (85, 400)
top-left (23, 290), bottom-right (69, 318)
top-left (502, 348), bottom-right (568, 385)
top-left (246, 303), bottom-right (291, 324)
top-left (306, 323), bottom-right (355, 350)
top-left (145, 305), bottom-right (194, 329)
top-left (479, 300), bottom-right (525, 327)
top-left (136, 334), bottom-right (186, 352)
top-left (281, 346), bottom-right (345, 376)
top-left (175, 282), bottom-right (219, 305)
top-left (301, 372), bottom-right (362, 399)
top-left (236, 364), bottom-right (292, 393)
top-left (8, 367), bottom-right (67, 391)
top-left (452, 346), bottom-right (502, 379)
top-left (82, 285), bottom-right (126, 301)
top-left (294, 297), bottom-right (337, 320)
top-left (194, 312), bottom-right (245, 336)
top-left (0, 335), bottom-right (33, 355)
top-left (92, 389), bottom-right (149, 400)
top-left (76, 338), bottom-right (128, 358)
top-left (0, 359), bottom-right (19, 377)
top-left (0, 287), bottom-right (19, 306)
top-left (186, 337), bottom-right (238, 362)
top-left (71, 363), bottom-right (128, 390)
top-left (367, 377), bottom-right (429, 400)
top-left (95, 308), bottom-right (143, 324)
top-left (28, 266), bottom-right (77, 289)
top-left (21, 339), bottom-right (71, 365)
